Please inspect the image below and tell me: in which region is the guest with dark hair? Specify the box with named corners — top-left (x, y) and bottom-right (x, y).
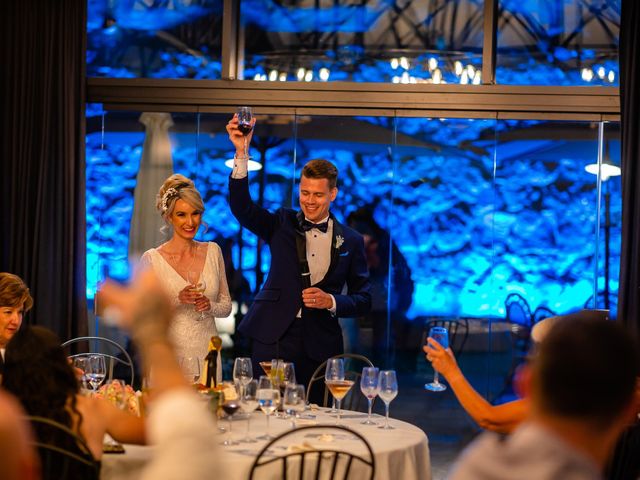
top-left (3, 326), bottom-right (145, 470)
top-left (449, 313), bottom-right (639, 480)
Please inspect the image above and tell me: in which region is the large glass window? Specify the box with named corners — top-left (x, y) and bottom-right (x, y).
top-left (241, 0), bottom-right (485, 84)
top-left (87, 0), bottom-right (223, 78)
top-left (497, 0), bottom-right (620, 86)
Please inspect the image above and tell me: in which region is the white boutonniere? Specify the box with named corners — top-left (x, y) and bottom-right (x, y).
top-left (335, 235), bottom-right (344, 249)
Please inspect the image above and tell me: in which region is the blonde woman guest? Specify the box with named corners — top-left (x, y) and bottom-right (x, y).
top-left (140, 174), bottom-right (232, 383)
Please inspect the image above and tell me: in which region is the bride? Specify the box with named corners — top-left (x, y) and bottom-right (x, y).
top-left (141, 174), bottom-right (232, 384)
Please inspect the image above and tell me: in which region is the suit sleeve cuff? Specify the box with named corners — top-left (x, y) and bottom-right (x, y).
top-left (328, 295), bottom-right (337, 316)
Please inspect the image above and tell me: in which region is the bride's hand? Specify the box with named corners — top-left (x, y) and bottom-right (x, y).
top-left (194, 295), bottom-right (211, 312)
top-left (177, 285), bottom-right (198, 305)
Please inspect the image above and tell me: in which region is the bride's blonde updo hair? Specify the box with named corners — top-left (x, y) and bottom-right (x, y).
top-left (156, 174), bottom-right (206, 222)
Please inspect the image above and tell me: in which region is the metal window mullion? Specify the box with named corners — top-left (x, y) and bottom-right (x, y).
top-left (482, 0), bottom-right (498, 85)
top-left (222, 0), bottom-right (240, 80)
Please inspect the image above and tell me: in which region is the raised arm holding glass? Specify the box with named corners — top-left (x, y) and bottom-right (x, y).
top-left (225, 113), bottom-right (371, 399)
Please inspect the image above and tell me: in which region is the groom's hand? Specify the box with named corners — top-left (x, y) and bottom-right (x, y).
top-left (225, 114), bottom-right (256, 157)
top-left (302, 287), bottom-right (332, 309)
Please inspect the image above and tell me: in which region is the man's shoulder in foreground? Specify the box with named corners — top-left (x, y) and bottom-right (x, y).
top-left (448, 422), bottom-right (602, 480)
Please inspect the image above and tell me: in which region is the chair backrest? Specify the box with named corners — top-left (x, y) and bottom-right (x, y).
top-left (249, 425), bottom-right (375, 480)
top-left (307, 354), bottom-right (374, 411)
top-left (505, 293), bottom-right (532, 328)
top-left (421, 318), bottom-right (469, 357)
top-left (27, 416), bottom-right (100, 480)
top-left (62, 336), bottom-right (134, 386)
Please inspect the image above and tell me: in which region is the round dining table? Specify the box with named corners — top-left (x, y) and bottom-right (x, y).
top-left (101, 406), bottom-right (431, 480)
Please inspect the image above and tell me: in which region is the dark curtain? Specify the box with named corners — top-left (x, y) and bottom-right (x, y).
top-left (0, 0), bottom-right (88, 340)
top-left (618, 1), bottom-right (640, 343)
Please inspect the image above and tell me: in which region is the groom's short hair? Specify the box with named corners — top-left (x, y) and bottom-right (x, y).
top-left (302, 159), bottom-right (338, 189)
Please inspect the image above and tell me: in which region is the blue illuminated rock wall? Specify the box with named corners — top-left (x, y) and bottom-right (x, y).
top-left (87, 113), bottom-right (621, 320)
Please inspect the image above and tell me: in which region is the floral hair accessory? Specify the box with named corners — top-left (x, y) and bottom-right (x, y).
top-left (335, 235), bottom-right (344, 249)
top-left (161, 187), bottom-right (180, 213)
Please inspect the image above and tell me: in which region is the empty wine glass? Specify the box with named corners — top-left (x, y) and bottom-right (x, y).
top-left (256, 375), bottom-right (279, 440)
top-left (283, 384), bottom-right (306, 428)
top-left (86, 355), bottom-right (106, 394)
top-left (324, 358), bottom-right (353, 425)
top-left (425, 326), bottom-right (449, 392)
top-left (378, 370), bottom-right (398, 430)
top-left (72, 356), bottom-right (90, 393)
top-left (180, 356), bottom-right (201, 384)
top-left (239, 379), bottom-right (258, 443)
top-left (237, 106), bottom-right (253, 159)
top-left (360, 367), bottom-right (380, 425)
top-left (233, 357), bottom-right (253, 397)
top-left (186, 271), bottom-right (207, 322)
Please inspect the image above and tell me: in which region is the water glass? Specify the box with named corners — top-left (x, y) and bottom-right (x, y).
top-left (283, 384), bottom-right (306, 428)
top-left (239, 379), bottom-right (258, 443)
top-left (233, 357), bottom-right (253, 395)
top-left (424, 326), bottom-right (449, 392)
top-left (256, 375), bottom-right (279, 440)
top-left (180, 356), bottom-right (201, 384)
top-left (86, 355), bottom-right (106, 394)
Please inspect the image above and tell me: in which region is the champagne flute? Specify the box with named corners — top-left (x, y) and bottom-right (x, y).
top-left (324, 358), bottom-right (354, 425)
top-left (237, 106), bottom-right (253, 159)
top-left (86, 355), bottom-right (106, 394)
top-left (360, 367), bottom-right (380, 425)
top-left (233, 357), bottom-right (253, 397)
top-left (221, 398), bottom-right (241, 446)
top-left (424, 326), bottom-right (449, 392)
top-left (186, 271), bottom-right (207, 322)
top-left (239, 379), bottom-right (258, 443)
top-left (283, 384), bottom-right (306, 428)
top-left (256, 375), bottom-right (279, 440)
top-left (180, 356), bottom-right (201, 384)
top-left (378, 370), bottom-right (398, 430)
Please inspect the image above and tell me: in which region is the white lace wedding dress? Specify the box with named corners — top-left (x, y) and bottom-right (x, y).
top-left (141, 242), bottom-right (232, 384)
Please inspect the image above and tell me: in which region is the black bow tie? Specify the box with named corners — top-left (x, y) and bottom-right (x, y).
top-left (301, 219), bottom-right (329, 233)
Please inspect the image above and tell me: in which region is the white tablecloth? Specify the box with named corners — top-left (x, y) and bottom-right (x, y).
top-left (101, 407), bottom-right (430, 480)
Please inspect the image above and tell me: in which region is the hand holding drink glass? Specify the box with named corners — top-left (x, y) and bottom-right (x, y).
top-left (186, 271), bottom-right (207, 322)
top-left (425, 326), bottom-right (449, 392)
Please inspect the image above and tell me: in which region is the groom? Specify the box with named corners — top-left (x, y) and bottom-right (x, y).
top-left (226, 116), bottom-right (371, 394)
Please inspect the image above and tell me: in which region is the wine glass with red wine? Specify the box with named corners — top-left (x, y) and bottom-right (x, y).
top-left (221, 400), bottom-right (241, 446)
top-left (237, 106), bottom-right (253, 159)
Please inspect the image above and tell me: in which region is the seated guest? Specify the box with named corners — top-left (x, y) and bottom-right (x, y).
top-left (0, 389), bottom-right (40, 480)
top-left (448, 313), bottom-right (639, 480)
top-left (99, 268), bottom-right (222, 480)
top-left (2, 326), bottom-right (146, 466)
top-left (0, 272), bottom-right (33, 379)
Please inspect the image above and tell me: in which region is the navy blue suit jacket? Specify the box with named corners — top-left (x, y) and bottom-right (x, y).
top-left (229, 176), bottom-right (371, 361)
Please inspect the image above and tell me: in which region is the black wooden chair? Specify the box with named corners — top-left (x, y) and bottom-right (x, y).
top-left (28, 416), bottom-right (100, 480)
top-left (420, 317), bottom-right (469, 357)
top-left (249, 425), bottom-right (375, 480)
top-left (306, 353), bottom-right (373, 412)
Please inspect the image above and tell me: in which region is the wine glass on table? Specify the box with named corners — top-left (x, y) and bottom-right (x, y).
top-left (237, 106), bottom-right (253, 159)
top-left (256, 375), bottom-right (280, 440)
top-left (221, 393), bottom-right (241, 446)
top-left (279, 362), bottom-right (296, 418)
top-left (72, 356), bottom-right (90, 393)
top-left (378, 370), bottom-right (398, 430)
top-left (186, 271), bottom-right (207, 322)
top-left (424, 326), bottom-right (449, 392)
top-left (180, 356), bottom-right (201, 384)
top-left (360, 367), bottom-right (380, 425)
top-left (283, 384), bottom-right (306, 428)
top-left (86, 355), bottom-right (106, 395)
top-left (259, 359), bottom-right (273, 377)
top-left (233, 357), bottom-right (253, 397)
top-left (324, 358), bottom-right (354, 425)
top-left (239, 379), bottom-right (258, 443)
